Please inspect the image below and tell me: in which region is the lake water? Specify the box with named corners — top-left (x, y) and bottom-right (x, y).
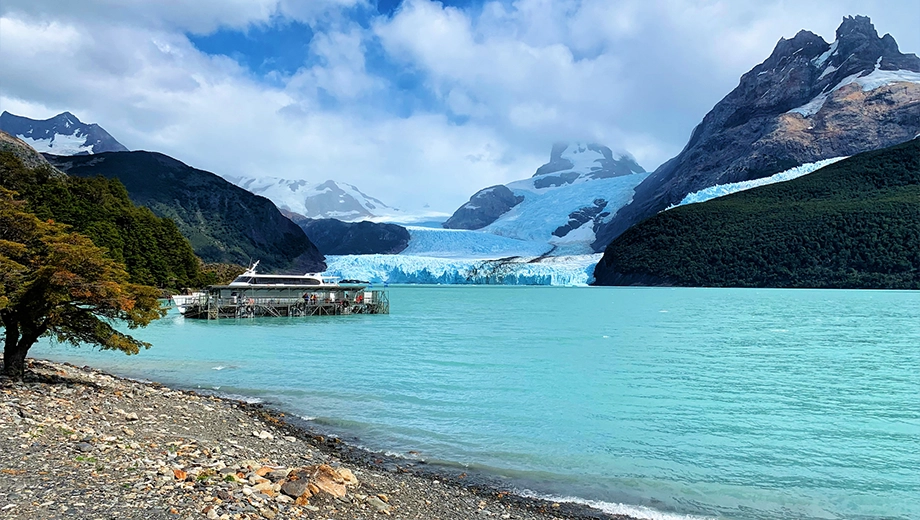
top-left (32, 286), bottom-right (920, 520)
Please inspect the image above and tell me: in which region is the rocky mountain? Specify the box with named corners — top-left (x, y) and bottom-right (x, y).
top-left (594, 138), bottom-right (920, 288)
top-left (0, 111), bottom-right (128, 155)
top-left (227, 176), bottom-right (399, 221)
top-left (0, 130), bottom-right (65, 173)
top-left (444, 142), bottom-right (647, 254)
top-left (46, 152), bottom-right (325, 273)
top-left (443, 185), bottom-right (524, 230)
top-left (592, 15), bottom-right (920, 251)
top-left (285, 212), bottom-right (410, 255)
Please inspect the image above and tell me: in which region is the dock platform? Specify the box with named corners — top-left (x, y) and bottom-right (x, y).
top-left (179, 285), bottom-right (389, 319)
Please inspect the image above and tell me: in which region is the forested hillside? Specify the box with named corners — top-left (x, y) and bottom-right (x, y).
top-left (594, 139), bottom-right (920, 288)
top-left (0, 151), bottom-right (202, 289)
top-left (47, 152), bottom-right (325, 273)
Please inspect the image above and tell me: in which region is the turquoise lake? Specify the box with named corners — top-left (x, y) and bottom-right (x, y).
top-left (32, 286), bottom-right (920, 520)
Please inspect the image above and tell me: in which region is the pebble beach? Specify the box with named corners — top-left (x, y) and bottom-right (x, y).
top-left (0, 359), bottom-right (630, 520)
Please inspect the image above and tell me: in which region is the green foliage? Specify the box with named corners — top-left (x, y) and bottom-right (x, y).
top-left (199, 262), bottom-right (247, 286)
top-left (1, 188), bottom-right (164, 378)
top-left (597, 139), bottom-right (920, 288)
top-left (0, 152), bottom-right (203, 289)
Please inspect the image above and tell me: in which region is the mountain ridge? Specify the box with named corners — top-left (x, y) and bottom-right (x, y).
top-left (592, 15), bottom-right (920, 251)
top-left (46, 151), bottom-right (325, 273)
top-left (0, 111), bottom-right (128, 155)
top-left (227, 176), bottom-right (400, 221)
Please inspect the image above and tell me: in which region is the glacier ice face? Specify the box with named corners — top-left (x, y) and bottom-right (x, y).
top-left (323, 225), bottom-right (597, 286)
top-left (324, 253), bottom-right (602, 286)
top-left (670, 156), bottom-right (848, 208)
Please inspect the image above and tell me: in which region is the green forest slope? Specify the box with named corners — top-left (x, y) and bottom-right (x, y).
top-left (0, 151), bottom-right (203, 289)
top-left (594, 139), bottom-right (920, 288)
top-left (47, 152), bottom-right (325, 273)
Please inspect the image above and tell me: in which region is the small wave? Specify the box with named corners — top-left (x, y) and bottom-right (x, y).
top-left (518, 490), bottom-right (712, 520)
top-left (210, 392), bottom-right (264, 404)
top-left (298, 415), bottom-right (317, 421)
top-left (659, 310), bottom-right (669, 313)
top-left (602, 335), bottom-right (610, 339)
top-left (212, 366), bottom-right (227, 371)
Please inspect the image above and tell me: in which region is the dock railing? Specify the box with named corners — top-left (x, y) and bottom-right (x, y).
top-left (181, 287), bottom-right (389, 319)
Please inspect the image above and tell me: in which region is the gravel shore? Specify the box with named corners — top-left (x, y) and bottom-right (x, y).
top-left (0, 359), bottom-right (633, 520)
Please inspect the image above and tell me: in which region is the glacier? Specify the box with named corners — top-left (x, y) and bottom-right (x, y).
top-left (671, 156), bottom-right (848, 208)
top-left (485, 172), bottom-right (648, 249)
top-left (460, 143), bottom-right (649, 254)
top-left (320, 143), bottom-right (648, 286)
top-left (324, 253), bottom-right (602, 286)
top-left (325, 226), bottom-right (598, 286)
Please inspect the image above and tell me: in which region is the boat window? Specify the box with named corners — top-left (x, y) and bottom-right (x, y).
top-left (232, 276), bottom-right (252, 284)
top-left (248, 276), bottom-right (321, 285)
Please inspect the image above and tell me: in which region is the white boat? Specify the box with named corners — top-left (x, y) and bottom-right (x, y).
top-left (170, 292), bottom-right (205, 314)
top-left (227, 260), bottom-right (356, 287)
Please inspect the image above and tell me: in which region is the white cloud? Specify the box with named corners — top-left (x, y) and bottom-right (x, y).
top-left (1, 0), bottom-right (918, 215)
top-left (288, 27), bottom-right (382, 101)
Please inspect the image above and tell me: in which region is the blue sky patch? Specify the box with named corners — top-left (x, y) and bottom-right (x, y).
top-left (188, 18), bottom-right (315, 78)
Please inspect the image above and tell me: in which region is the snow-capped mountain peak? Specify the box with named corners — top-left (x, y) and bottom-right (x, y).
top-left (226, 176), bottom-right (400, 221)
top-left (532, 142), bottom-right (645, 183)
top-left (0, 111), bottom-right (128, 155)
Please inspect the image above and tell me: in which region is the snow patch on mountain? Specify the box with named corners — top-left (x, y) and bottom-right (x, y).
top-left (324, 253), bottom-right (601, 286)
top-left (670, 156), bottom-right (848, 209)
top-left (812, 40), bottom-right (838, 67)
top-left (788, 66), bottom-right (920, 117)
top-left (19, 133), bottom-right (94, 155)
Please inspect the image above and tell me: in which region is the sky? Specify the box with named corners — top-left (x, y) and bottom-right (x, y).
top-left (1, 0), bottom-right (918, 213)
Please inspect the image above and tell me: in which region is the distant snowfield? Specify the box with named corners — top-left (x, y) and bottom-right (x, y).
top-left (400, 226), bottom-right (551, 259)
top-left (324, 253), bottom-right (602, 286)
top-left (20, 133), bottom-right (93, 155)
top-left (484, 172), bottom-right (648, 248)
top-left (670, 156), bottom-right (848, 209)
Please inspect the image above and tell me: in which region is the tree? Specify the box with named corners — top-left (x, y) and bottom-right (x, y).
top-left (0, 189), bottom-right (164, 379)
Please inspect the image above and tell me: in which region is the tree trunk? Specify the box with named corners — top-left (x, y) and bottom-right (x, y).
top-left (2, 316), bottom-right (26, 379)
top-left (3, 342), bottom-right (29, 379)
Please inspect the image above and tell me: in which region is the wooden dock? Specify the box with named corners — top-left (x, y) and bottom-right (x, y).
top-left (179, 285), bottom-right (389, 319)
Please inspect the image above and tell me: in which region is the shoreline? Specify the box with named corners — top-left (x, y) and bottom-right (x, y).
top-left (0, 359), bottom-right (639, 520)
